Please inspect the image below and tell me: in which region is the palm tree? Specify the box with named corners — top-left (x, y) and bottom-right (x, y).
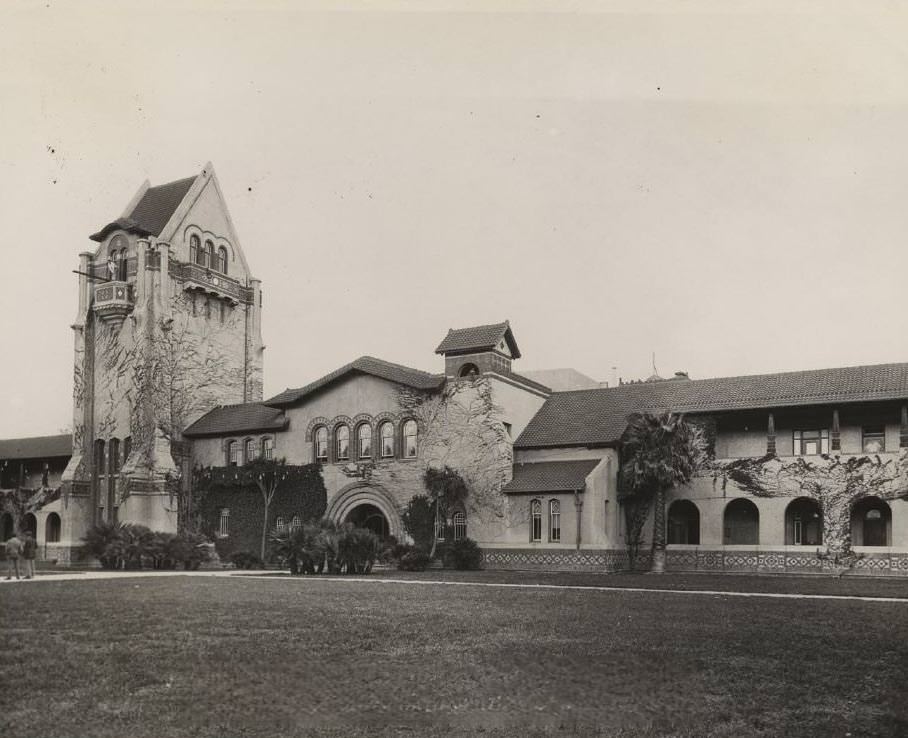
top-left (620, 411), bottom-right (705, 573)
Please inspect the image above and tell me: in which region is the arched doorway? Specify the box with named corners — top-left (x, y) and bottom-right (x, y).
top-left (45, 513), bottom-right (62, 543)
top-left (851, 497), bottom-right (891, 547)
top-left (345, 503), bottom-right (391, 540)
top-left (723, 499), bottom-right (759, 545)
top-left (23, 513), bottom-right (38, 539)
top-left (785, 497), bottom-right (822, 546)
top-left (325, 482), bottom-right (405, 541)
top-left (667, 500), bottom-right (700, 544)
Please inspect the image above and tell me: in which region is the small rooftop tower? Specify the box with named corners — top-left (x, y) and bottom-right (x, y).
top-left (435, 320), bottom-right (521, 378)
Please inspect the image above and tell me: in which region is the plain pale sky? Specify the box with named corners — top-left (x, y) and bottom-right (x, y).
top-left (1, 0), bottom-right (907, 438)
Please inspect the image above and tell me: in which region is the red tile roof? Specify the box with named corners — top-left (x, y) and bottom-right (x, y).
top-left (0, 434), bottom-right (72, 460)
top-left (515, 362), bottom-right (908, 449)
top-left (435, 321), bottom-right (521, 359)
top-left (502, 459), bottom-right (602, 494)
top-left (90, 174), bottom-right (197, 242)
top-left (265, 356), bottom-right (445, 407)
top-left (183, 404), bottom-right (287, 438)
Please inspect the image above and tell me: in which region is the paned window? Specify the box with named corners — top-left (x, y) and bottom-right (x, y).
top-left (793, 429), bottom-right (829, 456)
top-left (217, 246), bottom-right (228, 274)
top-left (203, 240), bottom-right (214, 268)
top-left (189, 235), bottom-right (200, 265)
top-left (290, 516), bottom-right (301, 531)
top-left (531, 499), bottom-right (542, 542)
top-left (402, 420), bottom-right (418, 458)
top-left (245, 438), bottom-right (257, 463)
top-left (262, 437), bottom-right (274, 460)
top-left (549, 500), bottom-right (561, 542)
top-left (862, 426), bottom-right (885, 453)
top-left (276, 516), bottom-right (286, 533)
top-left (218, 508), bottom-right (230, 537)
top-left (336, 425), bottom-right (350, 461)
top-left (380, 422), bottom-right (394, 457)
top-left (453, 511), bottom-right (467, 541)
top-left (314, 427), bottom-right (328, 461)
top-left (358, 424), bottom-right (372, 458)
top-left (227, 440), bottom-right (240, 466)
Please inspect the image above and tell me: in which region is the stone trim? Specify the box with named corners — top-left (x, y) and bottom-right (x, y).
top-left (325, 481), bottom-right (404, 539)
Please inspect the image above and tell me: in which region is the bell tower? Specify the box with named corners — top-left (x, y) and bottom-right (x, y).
top-left (60, 164), bottom-right (263, 551)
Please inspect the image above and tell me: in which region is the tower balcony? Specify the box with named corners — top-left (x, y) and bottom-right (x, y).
top-left (92, 281), bottom-right (134, 328)
top-left (172, 262), bottom-right (253, 305)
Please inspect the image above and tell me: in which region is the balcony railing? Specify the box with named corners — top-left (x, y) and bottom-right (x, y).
top-left (170, 261), bottom-right (253, 305)
top-left (92, 281), bottom-right (134, 327)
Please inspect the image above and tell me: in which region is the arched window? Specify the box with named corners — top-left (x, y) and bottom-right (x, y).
top-left (23, 513), bottom-right (37, 539)
top-left (402, 420), bottom-right (418, 459)
top-left (459, 363), bottom-right (479, 378)
top-left (667, 500), bottom-right (700, 545)
top-left (244, 438), bottom-right (257, 464)
top-left (276, 516), bottom-right (286, 533)
top-left (785, 497), bottom-right (822, 546)
top-left (290, 516), bottom-right (301, 531)
top-left (200, 239), bottom-right (213, 268)
top-left (217, 246), bottom-right (228, 274)
top-left (262, 437), bottom-right (274, 460)
top-left (379, 421), bottom-right (394, 458)
top-left (357, 424), bottom-right (372, 459)
top-left (218, 508), bottom-right (230, 537)
top-left (314, 427), bottom-right (328, 461)
top-left (335, 425), bottom-right (350, 461)
top-left (453, 511), bottom-right (467, 541)
top-left (226, 440), bottom-right (239, 467)
top-left (851, 497), bottom-right (892, 547)
top-left (530, 500), bottom-right (543, 542)
top-left (189, 234), bottom-right (200, 264)
top-left (723, 499), bottom-right (759, 545)
top-left (115, 249), bottom-right (128, 281)
top-left (549, 500), bottom-right (561, 542)
top-left (45, 512), bottom-right (61, 543)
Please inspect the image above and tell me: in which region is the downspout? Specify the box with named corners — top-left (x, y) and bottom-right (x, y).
top-left (574, 489), bottom-right (583, 551)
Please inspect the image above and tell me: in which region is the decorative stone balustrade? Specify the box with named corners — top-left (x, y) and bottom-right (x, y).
top-left (171, 261), bottom-right (253, 305)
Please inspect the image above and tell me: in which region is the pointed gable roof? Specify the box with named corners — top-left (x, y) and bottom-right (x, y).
top-left (435, 321), bottom-right (521, 358)
top-left (90, 174), bottom-right (198, 242)
top-left (265, 356), bottom-right (445, 407)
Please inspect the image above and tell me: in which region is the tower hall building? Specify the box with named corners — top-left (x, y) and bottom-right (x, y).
top-left (1, 166), bottom-right (907, 576)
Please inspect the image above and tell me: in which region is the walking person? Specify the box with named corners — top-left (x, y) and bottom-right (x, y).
top-left (22, 530), bottom-right (37, 579)
top-left (5, 532), bottom-right (23, 580)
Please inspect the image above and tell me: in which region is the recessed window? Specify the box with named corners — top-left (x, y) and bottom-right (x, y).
top-left (227, 440), bottom-right (239, 466)
top-left (218, 508), bottom-right (230, 537)
top-left (862, 426), bottom-right (885, 454)
top-left (203, 240), bottom-right (214, 268)
top-left (262, 437), bottom-right (274, 460)
top-left (217, 246), bottom-right (228, 274)
top-left (793, 429), bottom-right (829, 456)
top-left (453, 511), bottom-right (467, 541)
top-left (531, 500), bottom-right (542, 542)
top-left (189, 234), bottom-right (200, 264)
top-left (245, 438), bottom-right (257, 463)
top-left (290, 516), bottom-right (301, 531)
top-left (549, 500), bottom-right (561, 542)
top-left (357, 424), bottom-right (372, 459)
top-left (314, 427), bottom-right (328, 461)
top-left (402, 420), bottom-right (418, 458)
top-left (503, 422), bottom-right (512, 438)
top-left (336, 426), bottom-right (350, 461)
top-left (276, 516), bottom-right (286, 533)
top-left (379, 422), bottom-right (394, 458)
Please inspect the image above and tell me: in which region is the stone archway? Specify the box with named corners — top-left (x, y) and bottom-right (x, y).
top-left (346, 503), bottom-right (391, 539)
top-left (325, 482), bottom-right (404, 540)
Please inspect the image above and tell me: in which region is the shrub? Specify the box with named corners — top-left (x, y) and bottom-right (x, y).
top-left (442, 538), bottom-right (483, 570)
top-left (402, 495), bottom-right (435, 551)
top-left (168, 531), bottom-right (213, 570)
top-left (397, 549), bottom-right (431, 571)
top-left (271, 522), bottom-right (330, 575)
top-left (336, 524), bottom-right (381, 574)
top-left (229, 551), bottom-right (264, 570)
top-left (81, 524), bottom-right (214, 570)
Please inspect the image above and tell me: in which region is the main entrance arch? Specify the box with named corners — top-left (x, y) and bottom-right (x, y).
top-left (324, 482), bottom-right (404, 540)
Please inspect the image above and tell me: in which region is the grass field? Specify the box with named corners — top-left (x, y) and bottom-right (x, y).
top-left (2, 572), bottom-right (907, 737)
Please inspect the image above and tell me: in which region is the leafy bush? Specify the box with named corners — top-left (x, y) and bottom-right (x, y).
top-left (442, 538), bottom-right (483, 570)
top-left (271, 521), bottom-right (330, 574)
top-left (229, 551), bottom-right (264, 570)
top-left (402, 495), bottom-right (435, 551)
top-left (81, 524), bottom-right (213, 570)
top-left (337, 523), bottom-right (381, 574)
top-left (397, 549), bottom-right (431, 571)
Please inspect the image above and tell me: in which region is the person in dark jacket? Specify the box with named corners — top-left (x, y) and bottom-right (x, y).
top-left (5, 534), bottom-right (23, 580)
top-left (22, 531), bottom-right (37, 579)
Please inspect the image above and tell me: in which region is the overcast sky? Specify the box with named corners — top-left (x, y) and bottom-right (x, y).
top-left (1, 0), bottom-right (907, 438)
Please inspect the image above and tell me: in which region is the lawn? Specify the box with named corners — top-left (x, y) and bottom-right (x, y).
top-left (2, 574), bottom-right (906, 738)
